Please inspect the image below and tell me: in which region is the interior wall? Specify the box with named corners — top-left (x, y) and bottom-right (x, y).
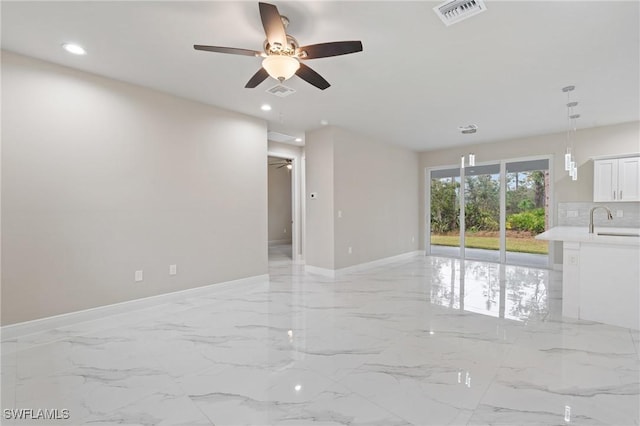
top-left (305, 126), bottom-right (420, 271)
top-left (1, 51), bottom-right (268, 325)
top-left (267, 141), bottom-right (303, 158)
top-left (418, 121), bottom-right (640, 257)
top-left (304, 127), bottom-right (335, 270)
top-left (267, 156), bottom-right (292, 244)
top-left (333, 128), bottom-right (420, 269)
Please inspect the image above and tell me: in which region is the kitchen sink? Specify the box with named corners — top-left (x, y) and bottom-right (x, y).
top-left (597, 231), bottom-right (640, 237)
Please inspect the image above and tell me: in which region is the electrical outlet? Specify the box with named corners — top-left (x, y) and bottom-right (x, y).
top-left (616, 210), bottom-right (624, 218)
top-left (412, 236), bottom-right (415, 243)
top-left (567, 210), bottom-right (578, 218)
top-left (348, 246), bottom-right (353, 254)
top-left (169, 264), bottom-right (177, 276)
top-left (135, 270), bottom-right (143, 282)
top-left (337, 210), bottom-right (342, 218)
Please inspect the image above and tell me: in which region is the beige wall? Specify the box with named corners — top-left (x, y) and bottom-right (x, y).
top-left (1, 51), bottom-right (268, 325)
top-left (419, 121), bottom-right (640, 249)
top-left (333, 128), bottom-right (419, 269)
top-left (305, 126), bottom-right (420, 270)
top-left (267, 156), bottom-right (292, 243)
top-left (305, 127), bottom-right (335, 269)
top-left (267, 141), bottom-right (303, 159)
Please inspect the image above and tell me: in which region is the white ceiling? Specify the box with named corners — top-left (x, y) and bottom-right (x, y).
top-left (2, 1), bottom-right (638, 151)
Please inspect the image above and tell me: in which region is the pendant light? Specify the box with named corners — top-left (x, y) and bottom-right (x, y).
top-left (562, 85), bottom-right (580, 181)
top-left (460, 153), bottom-right (475, 169)
top-left (459, 124), bottom-right (477, 169)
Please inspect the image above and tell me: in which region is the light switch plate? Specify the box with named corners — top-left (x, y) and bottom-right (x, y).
top-left (169, 264), bottom-right (177, 276)
top-left (616, 210), bottom-right (624, 218)
top-left (135, 270), bottom-right (143, 282)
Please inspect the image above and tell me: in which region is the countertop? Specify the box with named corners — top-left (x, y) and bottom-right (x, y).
top-left (536, 226), bottom-right (640, 246)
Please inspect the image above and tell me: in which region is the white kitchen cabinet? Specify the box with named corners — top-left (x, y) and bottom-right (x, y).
top-left (593, 156), bottom-right (639, 202)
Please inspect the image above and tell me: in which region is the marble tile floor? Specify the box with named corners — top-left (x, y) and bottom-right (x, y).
top-left (268, 243), bottom-right (293, 265)
top-left (1, 254), bottom-right (638, 425)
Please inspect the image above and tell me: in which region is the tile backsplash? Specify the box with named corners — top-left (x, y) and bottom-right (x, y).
top-left (558, 202), bottom-right (640, 228)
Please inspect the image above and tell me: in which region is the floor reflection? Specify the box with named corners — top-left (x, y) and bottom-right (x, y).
top-left (428, 257), bottom-right (550, 322)
top-left (1, 254), bottom-right (634, 425)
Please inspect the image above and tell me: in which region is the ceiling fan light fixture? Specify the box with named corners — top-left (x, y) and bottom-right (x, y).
top-left (262, 55), bottom-right (299, 82)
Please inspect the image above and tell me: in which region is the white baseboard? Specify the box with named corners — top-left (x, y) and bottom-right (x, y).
top-left (336, 251), bottom-right (423, 275)
top-left (1, 274), bottom-right (269, 341)
top-left (304, 264), bottom-right (336, 278)
top-left (305, 251), bottom-right (422, 278)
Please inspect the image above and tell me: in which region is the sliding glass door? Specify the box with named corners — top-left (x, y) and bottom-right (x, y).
top-left (429, 168), bottom-right (461, 258)
top-left (463, 163), bottom-right (501, 262)
top-left (428, 157), bottom-right (551, 267)
top-left (505, 159), bottom-right (549, 266)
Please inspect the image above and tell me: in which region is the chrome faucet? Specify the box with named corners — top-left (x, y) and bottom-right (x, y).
top-left (589, 206), bottom-right (613, 233)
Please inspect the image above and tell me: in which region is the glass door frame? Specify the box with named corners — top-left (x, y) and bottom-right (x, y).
top-left (425, 154), bottom-right (554, 268)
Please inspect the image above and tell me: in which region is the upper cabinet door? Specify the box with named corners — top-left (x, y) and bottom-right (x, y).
top-left (593, 159), bottom-right (617, 202)
top-left (618, 157), bottom-right (640, 201)
top-left (593, 156), bottom-right (640, 202)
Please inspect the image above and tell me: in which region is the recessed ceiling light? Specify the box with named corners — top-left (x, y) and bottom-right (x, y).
top-left (62, 43), bottom-right (87, 55)
top-left (295, 138), bottom-right (302, 142)
top-left (261, 104), bottom-right (272, 111)
top-left (320, 119), bottom-right (329, 126)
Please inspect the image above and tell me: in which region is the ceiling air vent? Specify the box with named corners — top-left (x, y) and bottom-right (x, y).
top-left (266, 84), bottom-right (296, 98)
top-left (459, 124), bottom-right (478, 134)
top-left (434, 0), bottom-right (487, 26)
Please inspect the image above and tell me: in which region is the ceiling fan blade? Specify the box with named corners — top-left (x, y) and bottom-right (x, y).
top-left (194, 45), bottom-right (261, 57)
top-left (298, 41), bottom-right (363, 59)
top-left (259, 2), bottom-right (287, 49)
top-left (245, 68), bottom-right (270, 88)
top-left (296, 63), bottom-right (330, 90)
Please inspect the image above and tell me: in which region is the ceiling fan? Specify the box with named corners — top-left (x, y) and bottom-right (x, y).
top-left (194, 2), bottom-right (363, 90)
top-left (269, 158), bottom-right (293, 169)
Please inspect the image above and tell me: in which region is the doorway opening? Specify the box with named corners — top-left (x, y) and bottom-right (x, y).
top-left (268, 155), bottom-right (293, 263)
